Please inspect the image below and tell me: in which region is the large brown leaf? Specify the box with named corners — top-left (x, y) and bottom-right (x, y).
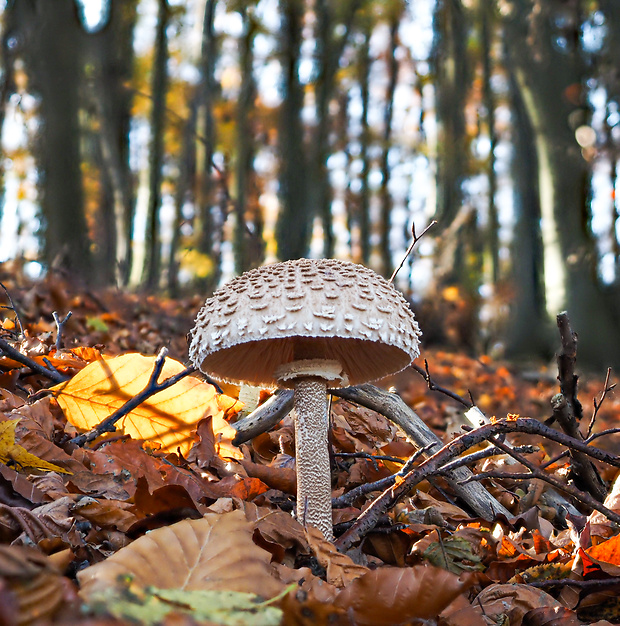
top-left (52, 353), bottom-right (240, 456)
top-left (334, 565), bottom-right (474, 624)
top-left (78, 510), bottom-right (284, 600)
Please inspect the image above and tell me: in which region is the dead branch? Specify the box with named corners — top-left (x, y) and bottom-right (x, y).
top-left (53, 311), bottom-right (72, 350)
top-left (0, 282), bottom-right (24, 338)
top-left (0, 337), bottom-right (68, 384)
top-left (389, 219), bottom-right (436, 284)
top-left (231, 389), bottom-right (295, 446)
top-left (332, 384), bottom-right (511, 520)
top-left (552, 313), bottom-right (606, 501)
top-left (335, 416), bottom-right (620, 551)
top-left (586, 367), bottom-right (616, 438)
top-left (70, 348), bottom-right (196, 447)
top-left (411, 360), bottom-right (472, 407)
top-left (332, 444), bottom-right (432, 509)
top-left (555, 312), bottom-right (582, 420)
top-left (464, 436), bottom-right (617, 525)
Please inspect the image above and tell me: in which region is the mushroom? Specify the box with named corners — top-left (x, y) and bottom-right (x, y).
top-left (188, 258), bottom-right (421, 541)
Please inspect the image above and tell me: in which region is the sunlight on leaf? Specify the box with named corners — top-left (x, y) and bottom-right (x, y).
top-left (51, 353), bottom-right (240, 456)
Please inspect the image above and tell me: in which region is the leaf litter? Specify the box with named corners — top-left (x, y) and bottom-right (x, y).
top-left (0, 275), bottom-right (619, 624)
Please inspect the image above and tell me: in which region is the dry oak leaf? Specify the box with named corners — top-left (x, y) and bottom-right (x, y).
top-left (78, 510), bottom-right (284, 601)
top-left (0, 419), bottom-right (70, 474)
top-left (305, 525), bottom-right (368, 588)
top-left (334, 565), bottom-right (474, 625)
top-left (0, 544), bottom-right (67, 625)
top-left (51, 353), bottom-right (240, 457)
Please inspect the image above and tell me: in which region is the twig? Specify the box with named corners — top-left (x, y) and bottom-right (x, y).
top-left (53, 311), bottom-right (72, 350)
top-left (389, 220), bottom-right (436, 284)
top-left (556, 312), bottom-right (583, 421)
top-left (465, 436), bottom-right (620, 527)
top-left (527, 577), bottom-right (620, 590)
top-left (70, 348), bottom-right (196, 447)
top-left (0, 282), bottom-right (24, 338)
top-left (0, 337), bottom-right (68, 383)
top-left (332, 444), bottom-right (432, 509)
top-left (334, 417), bottom-right (620, 551)
top-left (552, 313), bottom-right (605, 501)
top-left (586, 367), bottom-right (616, 438)
top-left (411, 360), bottom-right (472, 408)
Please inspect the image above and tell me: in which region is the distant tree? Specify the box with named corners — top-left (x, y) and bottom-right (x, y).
top-left (503, 0), bottom-right (620, 368)
top-left (141, 0), bottom-right (170, 289)
top-left (9, 0), bottom-right (92, 279)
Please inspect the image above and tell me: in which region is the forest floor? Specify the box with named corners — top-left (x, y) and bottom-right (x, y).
top-left (0, 269), bottom-right (619, 625)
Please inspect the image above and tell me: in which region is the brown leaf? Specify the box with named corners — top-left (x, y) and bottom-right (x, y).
top-left (305, 525), bottom-right (368, 588)
top-left (0, 544), bottom-right (66, 624)
top-left (335, 565), bottom-right (474, 624)
top-left (243, 502), bottom-right (309, 553)
top-left (239, 458), bottom-right (297, 495)
top-left (470, 583), bottom-right (565, 626)
top-left (523, 606), bottom-right (581, 626)
top-left (78, 510), bottom-right (284, 600)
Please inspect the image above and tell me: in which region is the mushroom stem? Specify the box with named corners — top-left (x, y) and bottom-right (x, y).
top-left (293, 377), bottom-right (334, 541)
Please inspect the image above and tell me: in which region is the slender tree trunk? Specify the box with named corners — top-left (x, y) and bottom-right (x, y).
top-left (358, 25), bottom-right (372, 266)
top-left (234, 7), bottom-right (258, 274)
top-left (481, 0), bottom-right (499, 284)
top-left (90, 0), bottom-right (137, 286)
top-left (431, 0), bottom-right (470, 230)
top-left (141, 0), bottom-right (170, 290)
top-left (276, 0), bottom-right (310, 261)
top-left (14, 0), bottom-right (92, 279)
top-left (195, 0), bottom-right (220, 291)
top-left (379, 13), bottom-right (400, 277)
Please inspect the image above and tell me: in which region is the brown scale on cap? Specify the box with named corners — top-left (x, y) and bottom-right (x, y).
top-left (189, 258), bottom-right (421, 541)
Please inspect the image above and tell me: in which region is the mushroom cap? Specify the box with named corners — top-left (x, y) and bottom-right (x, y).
top-left (188, 258), bottom-right (421, 387)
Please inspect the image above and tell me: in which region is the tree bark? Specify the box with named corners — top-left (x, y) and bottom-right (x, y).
top-left (14, 0), bottom-right (92, 279)
top-left (141, 0), bottom-right (170, 290)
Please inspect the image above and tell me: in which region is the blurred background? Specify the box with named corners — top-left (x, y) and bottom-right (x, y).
top-left (0, 0), bottom-right (619, 369)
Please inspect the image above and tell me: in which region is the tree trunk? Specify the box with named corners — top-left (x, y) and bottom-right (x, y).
top-left (141, 0), bottom-right (170, 290)
top-left (379, 12), bottom-right (400, 277)
top-left (431, 0), bottom-right (470, 230)
top-left (504, 0), bottom-right (620, 369)
top-left (358, 25), bottom-right (372, 266)
top-left (275, 0), bottom-right (310, 261)
top-left (14, 0), bottom-right (92, 279)
top-left (234, 7), bottom-right (259, 274)
top-left (90, 0), bottom-right (137, 286)
top-left (504, 64), bottom-right (553, 359)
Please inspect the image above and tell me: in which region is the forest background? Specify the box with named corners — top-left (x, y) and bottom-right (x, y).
top-left (1, 0), bottom-right (620, 371)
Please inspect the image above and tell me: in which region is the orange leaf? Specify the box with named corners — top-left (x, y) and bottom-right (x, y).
top-left (51, 353), bottom-right (240, 457)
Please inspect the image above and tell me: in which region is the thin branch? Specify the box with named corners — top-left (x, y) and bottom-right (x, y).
top-left (70, 348), bottom-right (196, 447)
top-left (389, 219), bottom-right (436, 284)
top-left (586, 367), bottom-right (616, 438)
top-left (334, 417), bottom-right (620, 551)
top-left (411, 360), bottom-right (472, 407)
top-left (0, 337), bottom-right (68, 383)
top-left (332, 444), bottom-right (433, 509)
top-left (0, 282), bottom-right (24, 338)
top-left (53, 311), bottom-right (72, 350)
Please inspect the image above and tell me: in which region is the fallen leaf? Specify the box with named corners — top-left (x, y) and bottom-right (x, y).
top-left (78, 510), bottom-right (284, 600)
top-left (305, 525), bottom-right (368, 588)
top-left (51, 353), bottom-right (239, 456)
top-left (0, 419), bottom-right (70, 474)
top-left (334, 565), bottom-right (474, 624)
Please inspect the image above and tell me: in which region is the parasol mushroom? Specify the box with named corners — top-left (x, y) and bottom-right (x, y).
top-left (188, 258), bottom-right (421, 541)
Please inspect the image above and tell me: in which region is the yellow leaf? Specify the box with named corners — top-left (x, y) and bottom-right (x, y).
top-left (51, 353), bottom-right (240, 457)
top-left (0, 419), bottom-right (70, 474)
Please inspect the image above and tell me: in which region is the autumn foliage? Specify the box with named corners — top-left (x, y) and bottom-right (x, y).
top-left (0, 275), bottom-right (620, 625)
